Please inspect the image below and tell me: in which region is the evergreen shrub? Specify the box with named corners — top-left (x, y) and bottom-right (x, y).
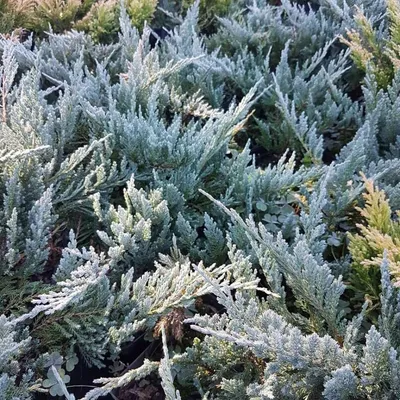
top-left (1, 0), bottom-right (400, 399)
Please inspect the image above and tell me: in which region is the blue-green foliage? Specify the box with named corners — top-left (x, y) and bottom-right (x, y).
top-left (1, 0), bottom-right (400, 399)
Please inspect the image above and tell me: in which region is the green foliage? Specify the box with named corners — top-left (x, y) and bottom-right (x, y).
top-left (173, 336), bottom-right (264, 399)
top-left (0, 316), bottom-right (35, 399)
top-left (0, 0), bottom-right (157, 41)
top-left (348, 174), bottom-right (400, 319)
top-left (74, 0), bottom-right (119, 43)
top-left (3, 0), bottom-right (400, 399)
top-left (159, 0), bottom-right (365, 159)
top-left (126, 0), bottom-right (158, 30)
top-left (340, 0), bottom-right (400, 90)
top-left (0, 0), bottom-right (35, 33)
top-left (180, 0), bottom-right (232, 31)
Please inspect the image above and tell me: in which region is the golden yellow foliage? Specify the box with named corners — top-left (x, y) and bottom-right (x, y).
top-left (0, 0), bottom-right (157, 39)
top-left (340, 2), bottom-right (400, 90)
top-left (349, 173), bottom-right (400, 288)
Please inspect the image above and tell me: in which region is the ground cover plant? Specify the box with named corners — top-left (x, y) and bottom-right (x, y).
top-left (3, 0), bottom-right (400, 399)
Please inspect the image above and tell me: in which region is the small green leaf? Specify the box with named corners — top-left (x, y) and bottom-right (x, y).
top-left (263, 214), bottom-right (272, 223)
top-left (43, 366), bottom-right (71, 397)
top-left (268, 205), bottom-right (280, 214)
top-left (278, 214), bottom-right (287, 223)
top-left (66, 354), bottom-right (79, 372)
top-left (44, 352), bottom-right (63, 368)
top-left (256, 200), bottom-right (267, 211)
top-left (266, 223), bottom-right (279, 232)
top-left (42, 379), bottom-right (53, 388)
top-left (50, 384), bottom-right (64, 397)
top-left (327, 233), bottom-right (341, 247)
top-left (281, 204), bottom-right (294, 215)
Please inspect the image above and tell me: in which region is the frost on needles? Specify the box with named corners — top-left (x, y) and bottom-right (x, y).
top-left (1, 0), bottom-right (400, 399)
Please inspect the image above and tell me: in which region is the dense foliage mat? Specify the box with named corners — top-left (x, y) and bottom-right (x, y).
top-left (2, 0), bottom-right (400, 399)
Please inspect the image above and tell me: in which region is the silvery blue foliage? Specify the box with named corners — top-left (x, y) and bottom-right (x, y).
top-left (322, 365), bottom-right (358, 400)
top-left (0, 316), bottom-right (34, 399)
top-left (186, 256), bottom-right (400, 399)
top-left (1, 0), bottom-right (400, 399)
